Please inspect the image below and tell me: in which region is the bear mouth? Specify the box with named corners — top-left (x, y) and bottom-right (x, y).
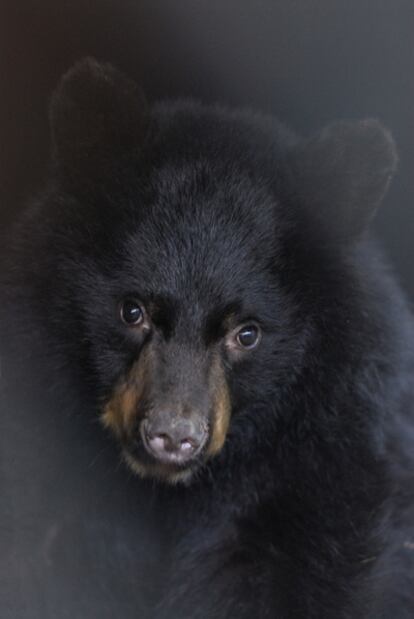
top-left (121, 439), bottom-right (204, 485)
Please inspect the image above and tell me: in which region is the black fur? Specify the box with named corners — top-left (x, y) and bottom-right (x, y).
top-left (1, 58), bottom-right (413, 618)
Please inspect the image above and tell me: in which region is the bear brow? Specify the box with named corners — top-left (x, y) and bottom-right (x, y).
top-left (204, 301), bottom-right (243, 344)
top-left (147, 294), bottom-right (177, 337)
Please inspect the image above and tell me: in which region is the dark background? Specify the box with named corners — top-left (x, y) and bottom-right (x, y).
top-left (1, 0), bottom-right (413, 298)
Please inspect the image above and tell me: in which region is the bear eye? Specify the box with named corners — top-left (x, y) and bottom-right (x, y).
top-left (235, 324), bottom-right (261, 350)
top-left (120, 298), bottom-right (145, 326)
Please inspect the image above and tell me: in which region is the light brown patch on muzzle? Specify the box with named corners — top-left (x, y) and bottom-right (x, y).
top-left (101, 349), bottom-right (152, 439)
top-left (207, 356), bottom-right (231, 456)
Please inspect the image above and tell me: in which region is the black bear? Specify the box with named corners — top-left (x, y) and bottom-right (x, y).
top-left (1, 58), bottom-right (413, 618)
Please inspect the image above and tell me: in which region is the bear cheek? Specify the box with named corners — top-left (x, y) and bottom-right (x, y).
top-left (101, 353), bottom-right (152, 440)
top-left (101, 383), bottom-right (140, 440)
top-left (206, 359), bottom-right (232, 456)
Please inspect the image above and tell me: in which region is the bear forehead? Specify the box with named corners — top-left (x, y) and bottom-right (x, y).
top-left (117, 174), bottom-right (279, 288)
top-left (118, 206), bottom-right (279, 305)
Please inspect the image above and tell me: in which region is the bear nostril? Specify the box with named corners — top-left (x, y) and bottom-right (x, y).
top-left (148, 434), bottom-right (167, 453)
top-left (180, 439), bottom-right (195, 452)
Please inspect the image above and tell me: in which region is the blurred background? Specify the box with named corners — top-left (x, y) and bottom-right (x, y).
top-left (1, 0), bottom-right (413, 297)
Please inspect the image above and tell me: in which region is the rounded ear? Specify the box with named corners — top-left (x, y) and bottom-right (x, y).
top-left (292, 119), bottom-right (398, 240)
top-left (49, 57), bottom-right (148, 181)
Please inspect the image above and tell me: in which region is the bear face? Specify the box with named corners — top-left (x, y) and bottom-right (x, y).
top-left (24, 58), bottom-right (396, 485)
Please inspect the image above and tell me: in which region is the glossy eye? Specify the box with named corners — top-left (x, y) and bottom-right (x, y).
top-left (236, 324), bottom-right (261, 349)
top-left (120, 298), bottom-right (144, 326)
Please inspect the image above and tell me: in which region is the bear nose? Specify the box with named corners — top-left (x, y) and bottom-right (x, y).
top-left (142, 417), bottom-right (207, 463)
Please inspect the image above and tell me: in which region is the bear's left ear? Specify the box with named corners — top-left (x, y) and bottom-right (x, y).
top-left (50, 57), bottom-right (148, 182)
top-left (292, 120), bottom-right (398, 240)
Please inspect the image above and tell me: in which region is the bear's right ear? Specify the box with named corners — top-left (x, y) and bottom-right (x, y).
top-left (290, 119), bottom-right (397, 241)
top-left (50, 58), bottom-right (148, 181)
